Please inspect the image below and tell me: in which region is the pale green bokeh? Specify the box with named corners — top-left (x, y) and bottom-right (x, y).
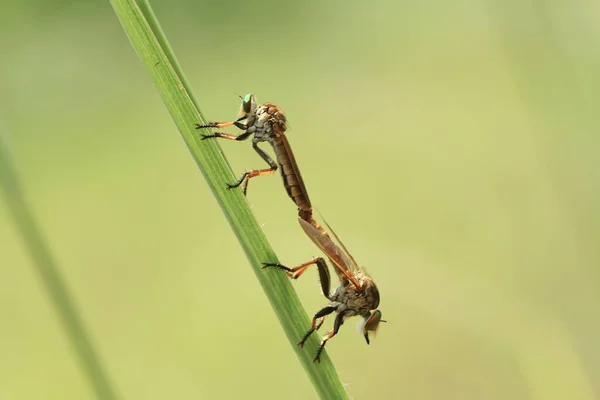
top-left (1, 0), bottom-right (599, 399)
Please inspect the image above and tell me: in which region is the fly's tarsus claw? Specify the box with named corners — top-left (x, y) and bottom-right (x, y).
top-left (262, 262), bottom-right (287, 271)
top-left (200, 131), bottom-right (223, 140)
top-left (298, 327), bottom-right (315, 347)
top-left (312, 347), bottom-right (324, 363)
top-left (195, 122), bottom-right (217, 129)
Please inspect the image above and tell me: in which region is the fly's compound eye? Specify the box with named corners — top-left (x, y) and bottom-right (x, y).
top-left (365, 310), bottom-right (383, 332)
top-left (362, 310), bottom-right (385, 345)
top-left (242, 93), bottom-right (253, 114)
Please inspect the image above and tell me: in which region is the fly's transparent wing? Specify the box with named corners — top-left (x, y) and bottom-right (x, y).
top-left (298, 218), bottom-right (362, 290)
top-left (320, 215), bottom-right (361, 273)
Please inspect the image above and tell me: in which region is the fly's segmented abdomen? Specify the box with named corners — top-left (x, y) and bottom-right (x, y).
top-left (272, 138), bottom-right (312, 213)
top-left (265, 108), bottom-right (328, 238)
top-left (272, 137), bottom-right (329, 238)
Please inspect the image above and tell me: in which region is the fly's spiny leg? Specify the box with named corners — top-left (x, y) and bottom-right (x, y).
top-left (262, 257), bottom-right (330, 297)
top-left (198, 131), bottom-right (253, 141)
top-left (228, 167), bottom-right (277, 195)
top-left (313, 310), bottom-right (350, 363)
top-left (298, 322), bottom-right (321, 348)
top-left (252, 142), bottom-right (277, 170)
top-left (226, 142), bottom-right (278, 195)
top-left (298, 306), bottom-right (336, 348)
top-left (262, 257), bottom-right (319, 278)
top-left (195, 116), bottom-right (247, 130)
top-left (196, 125), bottom-right (255, 191)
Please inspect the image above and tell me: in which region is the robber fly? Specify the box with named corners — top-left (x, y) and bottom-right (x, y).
top-left (195, 94), bottom-right (318, 224)
top-left (198, 94), bottom-right (384, 362)
top-left (264, 217), bottom-right (385, 363)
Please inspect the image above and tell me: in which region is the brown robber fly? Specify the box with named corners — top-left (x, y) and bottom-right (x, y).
top-left (195, 94), bottom-right (317, 225)
top-left (197, 94), bottom-right (384, 362)
top-left (264, 217), bottom-right (385, 362)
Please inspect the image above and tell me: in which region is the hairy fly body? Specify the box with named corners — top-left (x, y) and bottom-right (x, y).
top-left (198, 94), bottom-right (385, 363)
top-left (196, 94), bottom-right (317, 225)
top-left (264, 218), bottom-right (385, 362)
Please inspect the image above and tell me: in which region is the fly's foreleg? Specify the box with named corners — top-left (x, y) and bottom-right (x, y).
top-left (198, 130), bottom-right (253, 141)
top-left (262, 257), bottom-right (330, 297)
top-left (298, 306), bottom-right (336, 348)
top-left (195, 116), bottom-right (248, 131)
top-left (313, 310), bottom-right (350, 363)
top-left (195, 117), bottom-right (251, 140)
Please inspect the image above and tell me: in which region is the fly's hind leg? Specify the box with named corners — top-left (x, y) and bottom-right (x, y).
top-left (227, 166), bottom-right (277, 195)
top-left (263, 258), bottom-right (339, 354)
top-left (229, 142), bottom-right (277, 195)
top-left (262, 257), bottom-right (331, 298)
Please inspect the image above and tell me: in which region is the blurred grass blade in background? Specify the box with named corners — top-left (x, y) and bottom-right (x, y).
top-left (0, 136), bottom-right (121, 400)
top-left (110, 0), bottom-right (349, 398)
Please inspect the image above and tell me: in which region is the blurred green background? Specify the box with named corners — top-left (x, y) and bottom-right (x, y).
top-left (1, 0), bottom-right (599, 399)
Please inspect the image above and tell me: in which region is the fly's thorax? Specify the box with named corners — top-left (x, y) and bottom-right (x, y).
top-left (248, 106), bottom-right (274, 141)
top-left (261, 102), bottom-right (287, 127)
top-left (327, 300), bottom-right (359, 319)
top-left (258, 103), bottom-right (287, 133)
top-left (360, 275), bottom-right (380, 310)
top-left (329, 274), bottom-right (380, 314)
top-left (252, 125), bottom-right (275, 143)
top-left (255, 105), bottom-right (273, 125)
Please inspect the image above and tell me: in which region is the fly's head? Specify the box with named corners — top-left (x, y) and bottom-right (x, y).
top-left (239, 93), bottom-right (257, 118)
top-left (357, 277), bottom-right (385, 344)
top-left (359, 309), bottom-right (386, 345)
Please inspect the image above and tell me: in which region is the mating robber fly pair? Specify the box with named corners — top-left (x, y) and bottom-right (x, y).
top-left (195, 94), bottom-right (385, 363)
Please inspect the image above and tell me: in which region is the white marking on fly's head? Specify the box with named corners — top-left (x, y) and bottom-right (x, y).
top-left (356, 316), bottom-right (368, 335)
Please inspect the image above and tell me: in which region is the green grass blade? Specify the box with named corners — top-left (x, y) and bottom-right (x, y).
top-left (110, 1), bottom-right (350, 398)
top-left (0, 137), bottom-right (120, 400)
